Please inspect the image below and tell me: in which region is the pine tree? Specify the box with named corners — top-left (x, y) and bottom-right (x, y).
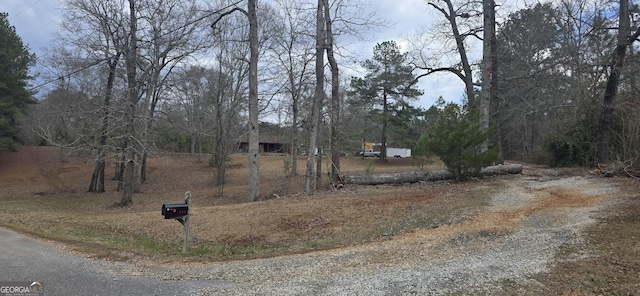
top-left (416, 99), bottom-right (497, 180)
top-left (0, 12), bottom-right (36, 151)
top-left (350, 41), bottom-right (422, 161)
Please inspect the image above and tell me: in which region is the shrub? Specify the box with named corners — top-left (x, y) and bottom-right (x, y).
top-left (546, 123), bottom-right (596, 167)
top-left (416, 102), bottom-right (497, 180)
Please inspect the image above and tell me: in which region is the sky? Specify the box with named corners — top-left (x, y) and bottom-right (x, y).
top-left (2, 0), bottom-right (537, 109)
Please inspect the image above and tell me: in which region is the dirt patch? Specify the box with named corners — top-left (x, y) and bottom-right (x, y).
top-left (522, 177), bottom-right (640, 295)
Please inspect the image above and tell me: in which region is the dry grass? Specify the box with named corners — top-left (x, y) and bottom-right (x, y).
top-left (0, 146), bottom-right (480, 262)
top-left (2, 147), bottom-right (640, 294)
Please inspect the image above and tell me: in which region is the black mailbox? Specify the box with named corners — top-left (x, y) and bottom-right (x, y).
top-left (162, 203), bottom-right (189, 219)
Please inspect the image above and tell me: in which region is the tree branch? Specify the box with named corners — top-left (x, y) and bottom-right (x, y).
top-left (628, 26), bottom-right (640, 45)
top-left (428, 2), bottom-right (449, 18)
top-left (413, 66), bottom-right (467, 84)
top-left (211, 7), bottom-right (247, 29)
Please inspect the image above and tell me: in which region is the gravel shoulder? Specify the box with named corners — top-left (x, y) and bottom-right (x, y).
top-left (97, 170), bottom-right (625, 295)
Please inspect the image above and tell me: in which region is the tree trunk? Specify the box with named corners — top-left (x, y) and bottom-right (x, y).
top-left (89, 52), bottom-right (120, 193)
top-left (88, 158), bottom-right (105, 193)
top-left (305, 0), bottom-right (325, 193)
top-left (134, 79), bottom-right (158, 193)
top-left (115, 149), bottom-right (125, 191)
top-left (197, 126), bottom-right (203, 163)
top-left (289, 68), bottom-right (299, 177)
top-left (120, 0), bottom-right (138, 206)
top-left (438, 0), bottom-right (475, 101)
top-left (316, 142), bottom-right (322, 189)
top-left (323, 0), bottom-right (341, 186)
top-left (190, 133), bottom-right (196, 155)
top-left (291, 101), bottom-right (299, 176)
top-left (214, 124), bottom-right (227, 187)
top-left (490, 5), bottom-right (503, 165)
top-left (346, 164), bottom-right (523, 185)
top-left (89, 107), bottom-right (107, 194)
top-left (597, 0), bottom-right (632, 164)
top-left (247, 0), bottom-right (260, 201)
top-left (213, 126), bottom-right (227, 197)
top-left (381, 90), bottom-right (388, 162)
top-left (135, 151), bottom-right (147, 187)
top-left (134, 152), bottom-right (141, 193)
top-left (479, 0), bottom-right (495, 152)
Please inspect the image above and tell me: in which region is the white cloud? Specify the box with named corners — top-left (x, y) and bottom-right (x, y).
top-left (5, 0), bottom-right (538, 107)
top-left (346, 0), bottom-right (469, 107)
top-left (4, 0), bottom-right (58, 57)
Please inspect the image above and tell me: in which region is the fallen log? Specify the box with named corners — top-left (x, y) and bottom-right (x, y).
top-left (346, 164), bottom-right (523, 185)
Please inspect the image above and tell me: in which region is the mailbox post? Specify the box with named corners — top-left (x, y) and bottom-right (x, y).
top-left (162, 191), bottom-right (191, 253)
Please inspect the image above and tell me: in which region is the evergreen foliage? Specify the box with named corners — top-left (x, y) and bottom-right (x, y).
top-left (416, 99), bottom-right (498, 180)
top-left (0, 13), bottom-right (36, 151)
top-left (547, 125), bottom-right (597, 167)
top-left (350, 41), bottom-right (423, 158)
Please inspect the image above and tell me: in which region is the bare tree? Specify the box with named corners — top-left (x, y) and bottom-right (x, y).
top-left (89, 6), bottom-right (126, 192)
top-left (169, 66), bottom-right (213, 160)
top-left (55, 0), bottom-right (212, 199)
top-left (305, 0), bottom-right (325, 193)
top-left (596, 0), bottom-right (640, 164)
top-left (210, 27), bottom-right (249, 193)
top-left (32, 85), bottom-right (94, 160)
top-left (246, 0), bottom-right (260, 201)
top-left (134, 0), bottom-right (212, 191)
top-left (166, 58), bottom-right (245, 196)
top-left (323, 0), bottom-right (342, 186)
top-left (121, 0), bottom-right (139, 206)
top-left (413, 0), bottom-right (482, 102)
top-left (301, 0), bottom-right (380, 191)
top-left (52, 0), bottom-right (131, 191)
top-left (89, 52), bottom-right (121, 192)
top-left (211, 0), bottom-right (260, 201)
top-left (268, 0), bottom-right (315, 177)
top-left (479, 0), bottom-right (495, 153)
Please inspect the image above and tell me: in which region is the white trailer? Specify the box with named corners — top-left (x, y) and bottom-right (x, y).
top-left (386, 147), bottom-right (411, 158)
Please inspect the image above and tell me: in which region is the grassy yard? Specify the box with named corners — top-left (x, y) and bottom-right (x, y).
top-left (1, 146), bottom-right (639, 294)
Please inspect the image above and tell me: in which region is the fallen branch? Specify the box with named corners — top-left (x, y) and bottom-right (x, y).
top-left (623, 167), bottom-right (640, 180)
top-left (346, 164), bottom-right (523, 185)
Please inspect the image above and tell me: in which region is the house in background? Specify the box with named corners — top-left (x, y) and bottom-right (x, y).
top-left (237, 134), bottom-right (291, 155)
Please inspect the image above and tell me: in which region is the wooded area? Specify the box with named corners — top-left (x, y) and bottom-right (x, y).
top-left (2, 0), bottom-right (640, 203)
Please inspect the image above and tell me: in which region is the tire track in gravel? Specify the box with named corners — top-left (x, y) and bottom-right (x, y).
top-left (108, 174), bottom-right (624, 295)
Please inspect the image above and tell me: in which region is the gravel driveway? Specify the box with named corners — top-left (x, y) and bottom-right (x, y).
top-left (91, 172), bottom-right (623, 295)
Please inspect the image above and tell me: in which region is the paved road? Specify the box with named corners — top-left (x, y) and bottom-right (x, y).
top-left (0, 227), bottom-right (233, 296)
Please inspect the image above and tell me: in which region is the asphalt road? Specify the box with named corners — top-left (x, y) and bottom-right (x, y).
top-left (0, 227), bottom-right (233, 296)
